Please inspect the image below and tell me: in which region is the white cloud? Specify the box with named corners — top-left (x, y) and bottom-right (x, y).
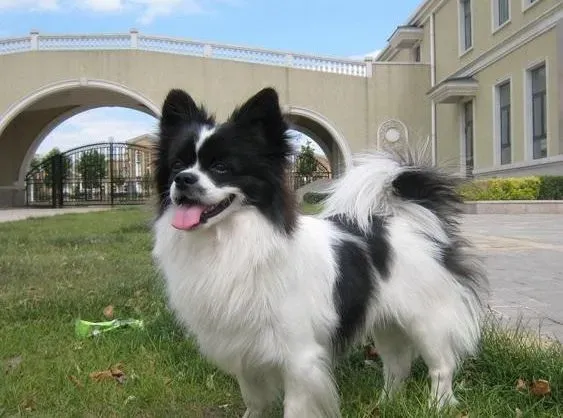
top-left (37, 108), bottom-right (158, 155)
top-left (287, 130), bottom-right (325, 156)
top-left (0, 0), bottom-right (238, 23)
top-left (80, 0), bottom-right (123, 12)
top-left (132, 0), bottom-right (195, 24)
top-left (348, 49), bottom-right (382, 61)
top-left (0, 0), bottom-right (59, 11)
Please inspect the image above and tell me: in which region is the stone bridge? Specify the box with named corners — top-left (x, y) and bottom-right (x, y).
top-left (0, 30), bottom-right (430, 206)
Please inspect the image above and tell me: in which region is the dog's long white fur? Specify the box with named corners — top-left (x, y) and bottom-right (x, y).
top-left (152, 151), bottom-right (487, 417)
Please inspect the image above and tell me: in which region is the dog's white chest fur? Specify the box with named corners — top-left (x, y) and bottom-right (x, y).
top-left (152, 207), bottom-right (338, 373)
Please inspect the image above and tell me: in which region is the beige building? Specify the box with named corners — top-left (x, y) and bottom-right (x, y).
top-left (378, 0), bottom-right (562, 177)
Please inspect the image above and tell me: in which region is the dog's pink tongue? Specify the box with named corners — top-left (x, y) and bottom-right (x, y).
top-left (172, 205), bottom-right (206, 230)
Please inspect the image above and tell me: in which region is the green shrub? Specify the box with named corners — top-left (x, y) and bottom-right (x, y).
top-left (459, 176), bottom-right (541, 201)
top-left (538, 176), bottom-right (563, 200)
top-left (303, 192), bottom-right (328, 204)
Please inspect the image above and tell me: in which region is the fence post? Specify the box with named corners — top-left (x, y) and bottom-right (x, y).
top-left (50, 156), bottom-right (56, 208)
top-left (109, 142), bottom-right (114, 206)
top-left (50, 153), bottom-right (64, 208)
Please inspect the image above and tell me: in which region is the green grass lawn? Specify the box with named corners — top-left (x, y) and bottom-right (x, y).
top-left (1, 207), bottom-right (562, 417)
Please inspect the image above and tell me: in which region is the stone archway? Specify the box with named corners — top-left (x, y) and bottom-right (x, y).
top-left (0, 79), bottom-right (159, 206)
top-left (284, 106), bottom-right (352, 178)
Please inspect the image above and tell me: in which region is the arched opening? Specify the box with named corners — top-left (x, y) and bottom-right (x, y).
top-left (285, 129), bottom-right (331, 191)
top-left (283, 107), bottom-right (352, 198)
top-left (25, 107), bottom-right (158, 207)
top-left (285, 106), bottom-right (352, 178)
top-left (0, 80), bottom-right (159, 207)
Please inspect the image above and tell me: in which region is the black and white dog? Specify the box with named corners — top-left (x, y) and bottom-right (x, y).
top-left (151, 87), bottom-right (488, 417)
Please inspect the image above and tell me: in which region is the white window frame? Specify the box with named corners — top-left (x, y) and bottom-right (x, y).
top-left (491, 0), bottom-right (511, 34)
top-left (458, 0), bottom-right (474, 56)
top-left (522, 0), bottom-right (541, 13)
top-left (493, 75), bottom-right (513, 166)
top-left (523, 58), bottom-right (549, 161)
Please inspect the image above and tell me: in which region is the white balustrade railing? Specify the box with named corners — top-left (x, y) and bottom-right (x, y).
top-left (0, 30), bottom-right (370, 77)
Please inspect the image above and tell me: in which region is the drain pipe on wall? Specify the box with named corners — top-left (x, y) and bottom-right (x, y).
top-left (430, 12), bottom-right (437, 166)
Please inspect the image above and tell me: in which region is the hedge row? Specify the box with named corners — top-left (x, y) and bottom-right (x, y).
top-left (303, 175), bottom-right (563, 204)
top-left (459, 175), bottom-right (563, 201)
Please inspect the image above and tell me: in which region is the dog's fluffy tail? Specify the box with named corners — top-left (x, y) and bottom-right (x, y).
top-left (320, 144), bottom-right (489, 343)
top-left (321, 144), bottom-right (464, 233)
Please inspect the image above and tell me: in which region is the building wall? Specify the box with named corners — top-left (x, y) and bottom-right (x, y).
top-left (428, 0), bottom-right (563, 177)
top-left (436, 104), bottom-right (461, 172)
top-left (368, 63), bottom-right (431, 150)
top-left (472, 28), bottom-right (559, 174)
top-left (434, 0), bottom-right (560, 82)
top-left (387, 48), bottom-right (416, 62)
top-left (434, 0), bottom-right (461, 82)
top-left (558, 17), bottom-right (563, 158)
top-left (459, 0), bottom-right (560, 70)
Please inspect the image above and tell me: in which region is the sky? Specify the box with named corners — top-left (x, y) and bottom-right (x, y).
top-left (0, 0), bottom-right (422, 156)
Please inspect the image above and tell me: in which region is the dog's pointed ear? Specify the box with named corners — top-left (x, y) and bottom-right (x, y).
top-left (161, 89), bottom-right (205, 125)
top-left (230, 87), bottom-right (288, 140)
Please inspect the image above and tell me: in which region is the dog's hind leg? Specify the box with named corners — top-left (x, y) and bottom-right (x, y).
top-left (408, 322), bottom-right (460, 408)
top-left (238, 369), bottom-right (280, 418)
top-left (372, 326), bottom-right (417, 402)
top-left (282, 345), bottom-right (341, 418)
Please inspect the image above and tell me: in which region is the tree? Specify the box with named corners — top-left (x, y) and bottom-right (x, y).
top-left (29, 148), bottom-right (71, 187)
top-left (77, 150), bottom-right (107, 190)
top-left (30, 156), bottom-right (41, 171)
top-left (295, 140), bottom-right (318, 176)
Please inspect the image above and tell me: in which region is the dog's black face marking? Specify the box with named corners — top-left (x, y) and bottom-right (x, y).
top-left (155, 87), bottom-right (298, 234)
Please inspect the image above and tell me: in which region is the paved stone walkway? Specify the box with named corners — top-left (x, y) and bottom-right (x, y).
top-left (462, 214), bottom-right (563, 342)
top-left (1, 208), bottom-right (561, 341)
top-left (0, 207), bottom-right (111, 223)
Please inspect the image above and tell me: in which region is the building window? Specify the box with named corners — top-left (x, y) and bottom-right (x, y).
top-left (463, 100), bottom-right (474, 177)
top-left (460, 0), bottom-right (472, 52)
top-left (497, 81), bottom-right (511, 165)
top-left (530, 64), bottom-right (547, 159)
top-left (494, 0), bottom-right (510, 29)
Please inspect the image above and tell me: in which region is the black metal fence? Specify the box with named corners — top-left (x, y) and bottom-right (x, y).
top-left (25, 142), bottom-right (330, 207)
top-left (25, 142), bottom-right (154, 207)
top-left (287, 154), bottom-right (331, 191)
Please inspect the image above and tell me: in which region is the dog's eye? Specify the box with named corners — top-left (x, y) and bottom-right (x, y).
top-left (211, 162), bottom-right (229, 174)
top-left (172, 160), bottom-right (183, 170)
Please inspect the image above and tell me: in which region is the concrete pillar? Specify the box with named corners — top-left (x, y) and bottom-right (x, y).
top-left (0, 187), bottom-right (25, 208)
top-left (130, 28), bottom-right (139, 49)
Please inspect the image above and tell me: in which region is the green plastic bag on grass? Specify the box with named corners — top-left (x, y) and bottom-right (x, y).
top-left (75, 318), bottom-right (144, 338)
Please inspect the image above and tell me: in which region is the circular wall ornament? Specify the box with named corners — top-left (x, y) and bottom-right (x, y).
top-left (377, 119), bottom-right (409, 147)
top-left (385, 127), bottom-right (401, 143)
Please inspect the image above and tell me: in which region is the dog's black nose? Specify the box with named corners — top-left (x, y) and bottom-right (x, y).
top-left (174, 172), bottom-right (199, 190)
